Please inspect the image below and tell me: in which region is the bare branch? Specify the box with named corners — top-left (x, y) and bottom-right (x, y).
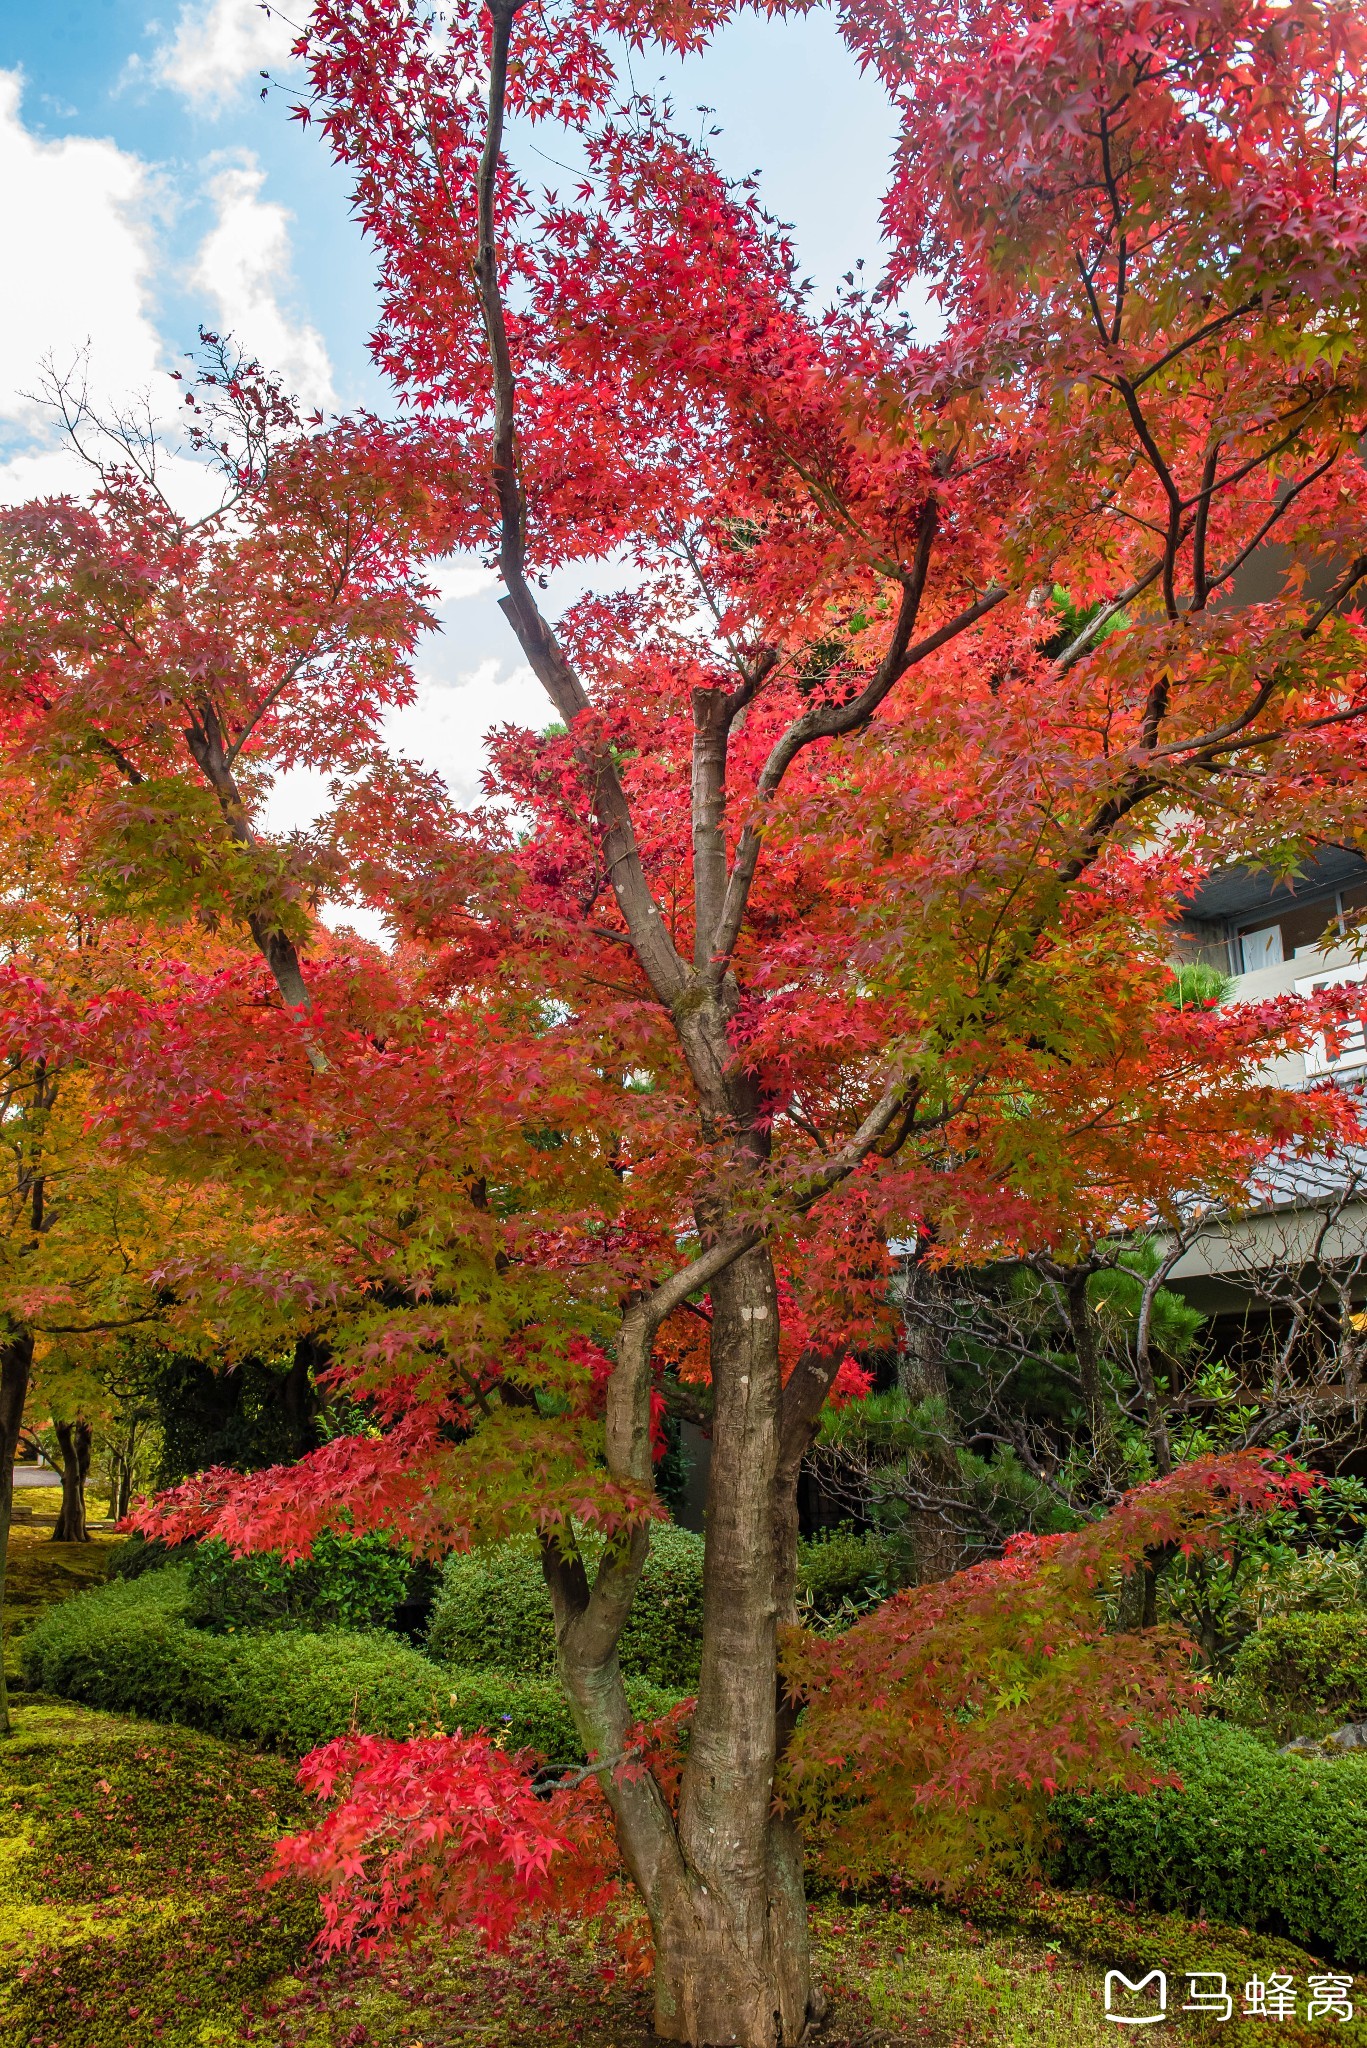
top-left (1303, 553), bottom-right (1367, 639)
top-left (1130, 297), bottom-right (1262, 390)
top-left (467, 5), bottom-right (686, 1009)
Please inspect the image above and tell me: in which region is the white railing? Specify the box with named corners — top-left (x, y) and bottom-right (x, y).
top-left (1220, 942), bottom-right (1367, 1087)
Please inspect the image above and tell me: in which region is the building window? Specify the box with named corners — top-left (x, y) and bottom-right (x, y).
top-left (1240, 924), bottom-right (1285, 972)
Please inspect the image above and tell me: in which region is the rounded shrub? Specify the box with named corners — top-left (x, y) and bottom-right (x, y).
top-left (425, 1523), bottom-right (898, 1680)
top-left (183, 1527), bottom-right (412, 1633)
top-left (1049, 1715), bottom-right (1367, 1966)
top-left (427, 1540), bottom-right (559, 1676)
top-left (1231, 1609), bottom-right (1367, 1734)
top-left (796, 1527), bottom-right (891, 1621)
top-left (21, 1569), bottom-right (678, 1768)
top-left (427, 1524), bottom-right (706, 1688)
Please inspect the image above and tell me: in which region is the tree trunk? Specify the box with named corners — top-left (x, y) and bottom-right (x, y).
top-left (1063, 1268), bottom-right (1121, 1491)
top-left (111, 1423), bottom-right (134, 1524)
top-left (649, 1243), bottom-right (816, 2046)
top-left (898, 1259), bottom-right (949, 1405)
top-left (50, 1416), bottom-right (92, 1543)
top-left (547, 1239), bottom-right (822, 2046)
top-left (0, 1332), bottom-right (34, 1737)
top-left (282, 1335), bottom-right (324, 1459)
top-left (896, 1259), bottom-right (962, 1584)
top-left (1132, 1271), bottom-right (1175, 1479)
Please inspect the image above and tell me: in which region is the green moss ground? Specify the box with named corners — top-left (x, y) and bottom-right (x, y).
top-left (0, 1701), bottom-right (320, 2048)
top-left (4, 1526), bottom-right (1366, 2045)
top-left (239, 1902), bottom-right (1367, 2048)
top-left (5, 1700), bottom-right (1359, 2048)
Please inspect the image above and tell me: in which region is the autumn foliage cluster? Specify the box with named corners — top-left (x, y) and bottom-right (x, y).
top-left (258, 1453), bottom-right (1315, 1957)
top-left (780, 1454), bottom-right (1317, 1886)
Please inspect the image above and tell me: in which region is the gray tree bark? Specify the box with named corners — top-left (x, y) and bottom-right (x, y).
top-left (545, 1239), bottom-right (823, 2045)
top-left (897, 1260), bottom-right (962, 1584)
top-left (0, 1332), bottom-right (35, 1737)
top-left (50, 1415), bottom-right (92, 1543)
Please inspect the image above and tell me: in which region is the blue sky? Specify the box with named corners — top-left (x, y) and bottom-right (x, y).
top-left (0, 0), bottom-right (902, 842)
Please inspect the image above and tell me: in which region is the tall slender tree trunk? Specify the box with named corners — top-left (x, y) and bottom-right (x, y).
top-left (896, 1259), bottom-right (962, 1584)
top-left (1062, 1267), bottom-right (1122, 1491)
top-left (549, 1240), bottom-right (823, 2046)
top-left (51, 1416), bottom-right (92, 1543)
top-left (110, 1421), bottom-right (135, 1524)
top-left (282, 1335), bottom-right (324, 1458)
top-left (0, 1332), bottom-right (34, 1737)
top-left (1133, 1269), bottom-right (1175, 1479)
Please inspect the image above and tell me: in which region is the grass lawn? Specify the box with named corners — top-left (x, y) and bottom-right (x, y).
top-left (3, 1526), bottom-right (1366, 2046)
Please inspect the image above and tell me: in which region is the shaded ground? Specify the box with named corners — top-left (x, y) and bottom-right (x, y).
top-left (2, 1530), bottom-right (1364, 2046)
top-left (2, 1521), bottom-right (119, 1689)
top-left (250, 1898), bottom-right (1367, 2048)
top-left (4, 1696), bottom-right (1361, 2048)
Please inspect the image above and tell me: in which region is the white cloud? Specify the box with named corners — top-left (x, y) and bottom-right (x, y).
top-left (386, 660), bottom-right (551, 806)
top-left (0, 70), bottom-right (163, 438)
top-left (427, 558), bottom-right (500, 607)
top-left (318, 902), bottom-right (392, 945)
top-left (153, 0), bottom-right (297, 114)
top-left (191, 155), bottom-right (334, 408)
top-left (260, 660), bottom-right (549, 951)
top-left (257, 763), bottom-right (333, 839)
top-left (258, 660), bottom-right (551, 845)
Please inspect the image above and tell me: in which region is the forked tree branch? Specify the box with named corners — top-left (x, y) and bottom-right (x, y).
top-left (1304, 552), bottom-right (1367, 637)
top-left (706, 560), bottom-right (1009, 983)
top-left (1203, 451), bottom-right (1340, 601)
top-left (598, 1068), bottom-right (923, 1525)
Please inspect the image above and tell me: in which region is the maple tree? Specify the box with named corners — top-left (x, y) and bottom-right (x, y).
top-left (0, 346), bottom-right (444, 1721)
top-left (0, 779), bottom-right (219, 1737)
top-left (778, 1452), bottom-right (1314, 1889)
top-left (1, 0), bottom-right (1367, 2037)
top-left (0, 341), bottom-right (440, 1064)
top-left (258, 1454), bottom-right (1310, 1961)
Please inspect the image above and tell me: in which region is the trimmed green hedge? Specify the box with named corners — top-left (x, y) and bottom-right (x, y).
top-left (1050, 1716), bottom-right (1367, 1966)
top-left (21, 1569), bottom-right (678, 1768)
top-left (427, 1525), bottom-right (707, 1687)
top-left (426, 1522), bottom-right (892, 1685)
top-left (1231, 1609), bottom-right (1367, 1734)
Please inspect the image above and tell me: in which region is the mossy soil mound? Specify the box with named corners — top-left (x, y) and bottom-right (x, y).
top-left (2, 1700), bottom-right (1360, 2048)
top-left (813, 1897), bottom-right (1367, 2048)
top-left (0, 1700), bottom-right (319, 2048)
